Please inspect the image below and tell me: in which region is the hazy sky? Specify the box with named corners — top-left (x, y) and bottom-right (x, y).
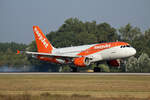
top-left (0, 0), bottom-right (150, 44)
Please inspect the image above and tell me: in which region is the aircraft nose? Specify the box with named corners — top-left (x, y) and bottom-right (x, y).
top-left (131, 48), bottom-right (136, 56)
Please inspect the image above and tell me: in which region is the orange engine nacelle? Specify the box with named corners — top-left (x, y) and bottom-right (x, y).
top-left (37, 56), bottom-right (66, 64)
top-left (74, 57), bottom-right (90, 67)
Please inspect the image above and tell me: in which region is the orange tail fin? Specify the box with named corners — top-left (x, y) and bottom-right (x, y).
top-left (33, 26), bottom-right (54, 53)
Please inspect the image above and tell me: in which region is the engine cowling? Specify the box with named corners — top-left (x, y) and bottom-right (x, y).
top-left (74, 57), bottom-right (90, 67)
top-left (107, 59), bottom-right (120, 67)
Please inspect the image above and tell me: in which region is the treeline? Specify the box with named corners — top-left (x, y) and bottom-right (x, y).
top-left (0, 42), bottom-right (55, 72)
top-left (0, 42), bottom-right (27, 53)
top-left (0, 18), bottom-right (150, 72)
top-left (0, 42), bottom-right (29, 67)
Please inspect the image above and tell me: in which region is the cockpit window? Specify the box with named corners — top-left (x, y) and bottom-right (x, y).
top-left (126, 45), bottom-right (131, 47)
top-left (120, 45), bottom-right (131, 48)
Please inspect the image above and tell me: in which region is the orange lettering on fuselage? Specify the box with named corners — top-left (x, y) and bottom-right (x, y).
top-left (94, 44), bottom-right (111, 49)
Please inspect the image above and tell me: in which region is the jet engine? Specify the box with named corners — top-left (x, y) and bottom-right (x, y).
top-left (74, 57), bottom-right (90, 67)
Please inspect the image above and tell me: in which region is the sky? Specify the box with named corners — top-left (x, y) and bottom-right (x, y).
top-left (0, 0), bottom-right (150, 44)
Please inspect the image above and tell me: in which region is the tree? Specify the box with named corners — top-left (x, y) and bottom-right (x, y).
top-left (126, 53), bottom-right (150, 72)
top-left (96, 23), bottom-right (118, 42)
top-left (137, 53), bottom-right (150, 72)
top-left (119, 24), bottom-right (142, 42)
top-left (126, 56), bottom-right (138, 72)
top-left (98, 64), bottom-right (110, 72)
top-left (143, 28), bottom-right (150, 56)
top-left (61, 65), bottom-right (71, 72)
top-left (47, 18), bottom-right (119, 48)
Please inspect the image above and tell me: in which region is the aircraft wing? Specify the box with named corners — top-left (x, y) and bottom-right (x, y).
top-left (26, 51), bottom-right (82, 58)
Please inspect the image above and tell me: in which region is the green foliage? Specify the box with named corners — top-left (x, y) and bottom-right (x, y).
top-left (137, 53), bottom-right (150, 72)
top-left (61, 65), bottom-right (71, 72)
top-left (0, 42), bottom-right (27, 52)
top-left (143, 29), bottom-right (150, 56)
top-left (96, 23), bottom-right (119, 42)
top-left (27, 41), bottom-right (37, 52)
top-left (119, 23), bottom-right (141, 42)
top-left (98, 64), bottom-right (110, 72)
top-left (126, 56), bottom-right (138, 72)
top-left (0, 44), bottom-right (29, 67)
top-left (47, 18), bottom-right (119, 48)
top-left (91, 64), bottom-right (97, 70)
top-left (126, 53), bottom-right (150, 72)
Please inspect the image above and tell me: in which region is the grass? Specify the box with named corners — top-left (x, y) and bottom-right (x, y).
top-left (0, 92), bottom-right (150, 100)
top-left (0, 74), bottom-right (150, 100)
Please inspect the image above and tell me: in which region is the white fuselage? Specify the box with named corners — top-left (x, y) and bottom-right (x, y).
top-left (52, 43), bottom-right (136, 63)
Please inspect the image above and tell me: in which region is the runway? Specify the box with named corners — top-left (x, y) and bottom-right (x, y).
top-left (0, 72), bottom-right (150, 75)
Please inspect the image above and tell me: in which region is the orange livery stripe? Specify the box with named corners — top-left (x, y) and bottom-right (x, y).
top-left (77, 42), bottom-right (128, 56)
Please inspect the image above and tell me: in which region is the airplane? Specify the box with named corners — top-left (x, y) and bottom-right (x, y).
top-left (18, 26), bottom-right (136, 71)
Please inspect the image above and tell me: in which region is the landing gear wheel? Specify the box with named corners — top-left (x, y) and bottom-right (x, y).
top-left (94, 67), bottom-right (101, 72)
